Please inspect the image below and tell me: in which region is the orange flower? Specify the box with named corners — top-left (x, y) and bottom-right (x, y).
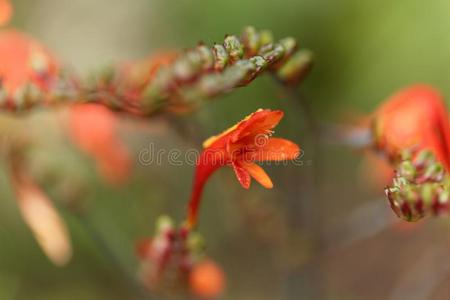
top-left (372, 84), bottom-right (450, 170)
top-left (187, 109), bottom-right (300, 228)
top-left (189, 259), bottom-right (226, 299)
top-left (67, 103), bottom-right (132, 184)
top-left (0, 29), bottom-right (59, 97)
top-left (0, 0), bottom-right (12, 26)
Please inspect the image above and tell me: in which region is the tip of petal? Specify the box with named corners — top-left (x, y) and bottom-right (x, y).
top-left (15, 182), bottom-right (73, 266)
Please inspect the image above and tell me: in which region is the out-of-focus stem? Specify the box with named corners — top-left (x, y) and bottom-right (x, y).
top-left (274, 81), bottom-right (322, 300)
top-left (74, 213), bottom-right (155, 300)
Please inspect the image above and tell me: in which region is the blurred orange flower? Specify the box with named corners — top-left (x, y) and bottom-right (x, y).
top-left (0, 29), bottom-right (59, 97)
top-left (67, 103), bottom-right (132, 184)
top-left (189, 259), bottom-right (226, 299)
top-left (187, 109), bottom-right (300, 228)
top-left (0, 0), bottom-right (12, 27)
top-left (11, 167), bottom-right (72, 266)
top-left (372, 84), bottom-right (450, 170)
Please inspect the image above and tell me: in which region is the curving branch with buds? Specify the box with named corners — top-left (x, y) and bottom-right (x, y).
top-left (0, 26), bottom-right (313, 117)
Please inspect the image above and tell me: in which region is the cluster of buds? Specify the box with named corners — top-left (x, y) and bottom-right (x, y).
top-left (137, 216), bottom-right (206, 295)
top-left (0, 73), bottom-right (78, 112)
top-left (138, 26), bottom-right (313, 114)
top-left (0, 27), bottom-right (313, 117)
top-left (386, 150), bottom-right (450, 222)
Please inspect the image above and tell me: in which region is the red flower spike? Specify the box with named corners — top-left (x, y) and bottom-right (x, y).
top-left (186, 109), bottom-right (300, 228)
top-left (373, 84), bottom-right (450, 170)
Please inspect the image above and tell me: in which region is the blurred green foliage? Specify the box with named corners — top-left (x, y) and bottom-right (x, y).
top-left (2, 0), bottom-right (450, 299)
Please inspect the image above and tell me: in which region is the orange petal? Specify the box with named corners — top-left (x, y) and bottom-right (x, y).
top-left (0, 30), bottom-right (59, 94)
top-left (373, 84), bottom-right (450, 170)
top-left (203, 109), bottom-right (284, 149)
top-left (242, 162), bottom-right (273, 189)
top-left (232, 162), bottom-right (251, 189)
top-left (14, 179), bottom-right (72, 266)
top-left (232, 109), bottom-right (284, 142)
top-left (255, 138), bottom-right (300, 161)
top-left (0, 0), bottom-right (12, 27)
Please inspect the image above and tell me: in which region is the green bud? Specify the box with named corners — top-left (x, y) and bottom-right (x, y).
top-left (249, 56), bottom-right (268, 73)
top-left (212, 44), bottom-right (229, 71)
top-left (414, 150), bottom-right (434, 167)
top-left (420, 183), bottom-right (434, 205)
top-left (276, 50), bottom-right (314, 85)
top-left (187, 232), bottom-right (205, 252)
top-left (259, 30), bottom-right (274, 47)
top-left (261, 43), bottom-right (285, 64)
top-left (398, 160), bottom-right (416, 181)
top-left (156, 215), bottom-right (174, 233)
top-left (173, 50), bottom-right (203, 82)
top-left (196, 44), bottom-right (215, 71)
top-left (241, 26), bottom-right (260, 56)
top-left (279, 37), bottom-right (297, 57)
top-left (439, 188), bottom-right (450, 205)
top-left (423, 162), bottom-right (444, 181)
top-left (224, 35), bottom-right (244, 62)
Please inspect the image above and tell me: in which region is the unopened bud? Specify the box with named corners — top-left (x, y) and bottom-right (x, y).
top-left (259, 30), bottom-right (274, 47)
top-left (276, 50), bottom-right (314, 85)
top-left (212, 44), bottom-right (229, 71)
top-left (173, 50), bottom-right (203, 82)
top-left (279, 37), bottom-right (297, 57)
top-left (261, 43), bottom-right (285, 64)
top-left (241, 26), bottom-right (260, 56)
top-left (196, 44), bottom-right (215, 71)
top-left (223, 35), bottom-right (244, 62)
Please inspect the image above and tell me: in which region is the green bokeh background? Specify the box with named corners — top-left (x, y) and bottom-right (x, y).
top-left (1, 1), bottom-right (450, 299)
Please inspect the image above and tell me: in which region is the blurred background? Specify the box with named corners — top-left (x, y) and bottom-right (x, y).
top-left (2, 0), bottom-right (450, 299)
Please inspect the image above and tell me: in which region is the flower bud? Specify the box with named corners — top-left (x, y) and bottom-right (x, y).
top-left (190, 260), bottom-right (226, 299)
top-left (223, 35), bottom-right (244, 62)
top-left (276, 49), bottom-right (314, 85)
top-left (241, 26), bottom-right (261, 56)
top-left (373, 85), bottom-right (450, 170)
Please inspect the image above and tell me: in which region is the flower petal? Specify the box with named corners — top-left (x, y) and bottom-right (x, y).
top-left (232, 110), bottom-right (284, 142)
top-left (13, 178), bottom-right (73, 266)
top-left (232, 162), bottom-right (251, 189)
top-left (254, 138), bottom-right (300, 161)
top-left (241, 162), bottom-right (273, 189)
